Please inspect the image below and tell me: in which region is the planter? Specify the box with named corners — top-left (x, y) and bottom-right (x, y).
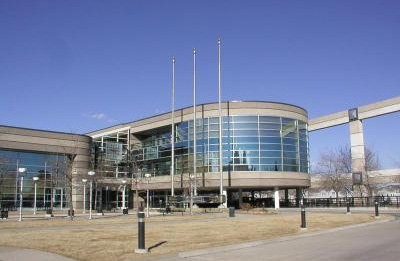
top-left (46, 208), bottom-right (54, 217)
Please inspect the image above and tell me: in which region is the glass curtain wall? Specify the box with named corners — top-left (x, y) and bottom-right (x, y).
top-left (131, 115), bottom-right (309, 176)
top-left (0, 149), bottom-right (67, 209)
top-left (92, 130), bottom-right (129, 178)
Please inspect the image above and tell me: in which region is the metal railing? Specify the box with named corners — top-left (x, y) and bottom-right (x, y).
top-left (240, 196), bottom-right (400, 208)
top-left (281, 196), bottom-right (400, 208)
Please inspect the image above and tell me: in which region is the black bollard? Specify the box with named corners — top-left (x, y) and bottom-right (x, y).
top-left (301, 205), bottom-right (307, 229)
top-left (135, 212), bottom-right (148, 253)
top-left (346, 201), bottom-right (351, 214)
top-left (229, 207), bottom-right (235, 217)
top-left (375, 201), bottom-right (379, 217)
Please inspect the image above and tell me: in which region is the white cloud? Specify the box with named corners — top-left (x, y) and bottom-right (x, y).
top-left (91, 113), bottom-right (106, 120)
top-left (82, 112), bottom-right (115, 123)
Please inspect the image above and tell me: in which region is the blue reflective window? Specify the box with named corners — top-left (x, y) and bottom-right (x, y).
top-left (234, 130), bottom-right (259, 137)
top-left (283, 145), bottom-right (298, 152)
top-left (260, 151), bottom-right (281, 157)
top-left (232, 150), bottom-right (259, 158)
top-left (209, 145), bottom-right (219, 151)
top-left (259, 116), bottom-right (281, 123)
top-left (283, 151), bottom-right (298, 158)
top-left (259, 130), bottom-right (281, 137)
top-left (209, 124), bottom-right (219, 131)
top-left (260, 144), bottom-right (281, 150)
top-left (209, 131), bottom-right (219, 138)
top-left (232, 157), bottom-right (259, 165)
top-left (283, 158), bottom-right (298, 165)
top-left (208, 117), bottom-right (219, 124)
top-left (233, 123), bottom-right (258, 129)
top-left (233, 144), bottom-right (259, 150)
top-left (232, 116), bottom-right (258, 122)
top-left (282, 138), bottom-right (297, 145)
top-left (260, 137), bottom-right (281, 144)
top-left (233, 137), bottom-right (259, 144)
top-left (259, 123), bottom-right (281, 130)
top-left (260, 158), bottom-right (281, 164)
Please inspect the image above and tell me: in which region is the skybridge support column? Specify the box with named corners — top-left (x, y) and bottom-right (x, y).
top-left (350, 120), bottom-right (366, 193)
top-left (274, 188), bottom-right (280, 209)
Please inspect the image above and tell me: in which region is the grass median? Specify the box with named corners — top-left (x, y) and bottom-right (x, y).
top-left (0, 210), bottom-right (389, 261)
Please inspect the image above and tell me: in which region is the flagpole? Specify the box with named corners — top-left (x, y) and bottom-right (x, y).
top-left (218, 39), bottom-right (224, 205)
top-left (193, 48), bottom-right (197, 196)
top-left (171, 56), bottom-right (175, 196)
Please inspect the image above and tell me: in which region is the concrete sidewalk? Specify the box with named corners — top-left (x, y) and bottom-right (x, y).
top-left (0, 246), bottom-right (77, 261)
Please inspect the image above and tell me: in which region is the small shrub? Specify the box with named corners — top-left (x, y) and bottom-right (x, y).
top-left (241, 203), bottom-right (253, 213)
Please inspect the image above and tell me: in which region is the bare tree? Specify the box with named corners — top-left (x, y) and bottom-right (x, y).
top-left (0, 157), bottom-right (8, 208)
top-left (0, 157), bottom-right (6, 188)
top-left (363, 147), bottom-right (380, 196)
top-left (314, 147), bottom-right (352, 203)
top-left (55, 133), bottom-right (87, 220)
top-left (315, 145), bottom-right (381, 198)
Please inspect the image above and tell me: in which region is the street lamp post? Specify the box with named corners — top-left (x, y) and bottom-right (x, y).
top-left (82, 179), bottom-right (87, 214)
top-left (122, 180), bottom-right (127, 210)
top-left (88, 171), bottom-right (96, 220)
top-left (18, 167), bottom-right (26, 222)
top-left (145, 173), bottom-right (151, 218)
top-left (33, 177), bottom-right (39, 215)
top-left (189, 174), bottom-right (194, 216)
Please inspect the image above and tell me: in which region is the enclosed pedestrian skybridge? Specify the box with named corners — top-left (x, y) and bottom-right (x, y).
top-left (308, 95), bottom-right (400, 185)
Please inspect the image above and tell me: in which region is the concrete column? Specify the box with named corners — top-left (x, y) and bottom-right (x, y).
top-left (349, 120), bottom-right (366, 177)
top-left (222, 189), bottom-right (227, 208)
top-left (274, 188), bottom-right (280, 209)
top-left (238, 189), bottom-right (243, 207)
top-left (285, 189), bottom-right (289, 207)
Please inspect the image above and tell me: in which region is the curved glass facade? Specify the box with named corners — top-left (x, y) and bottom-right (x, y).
top-left (131, 115), bottom-right (309, 176)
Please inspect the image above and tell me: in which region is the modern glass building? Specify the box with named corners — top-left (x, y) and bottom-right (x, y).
top-left (0, 101), bottom-right (310, 210)
top-left (88, 101), bottom-right (310, 208)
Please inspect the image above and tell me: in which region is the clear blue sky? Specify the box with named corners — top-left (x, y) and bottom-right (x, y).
top-left (1, 1), bottom-right (399, 168)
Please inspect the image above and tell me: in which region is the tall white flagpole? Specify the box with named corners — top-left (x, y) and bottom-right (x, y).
top-left (171, 56), bottom-right (176, 196)
top-left (218, 39), bottom-right (224, 203)
top-left (193, 48), bottom-right (197, 196)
